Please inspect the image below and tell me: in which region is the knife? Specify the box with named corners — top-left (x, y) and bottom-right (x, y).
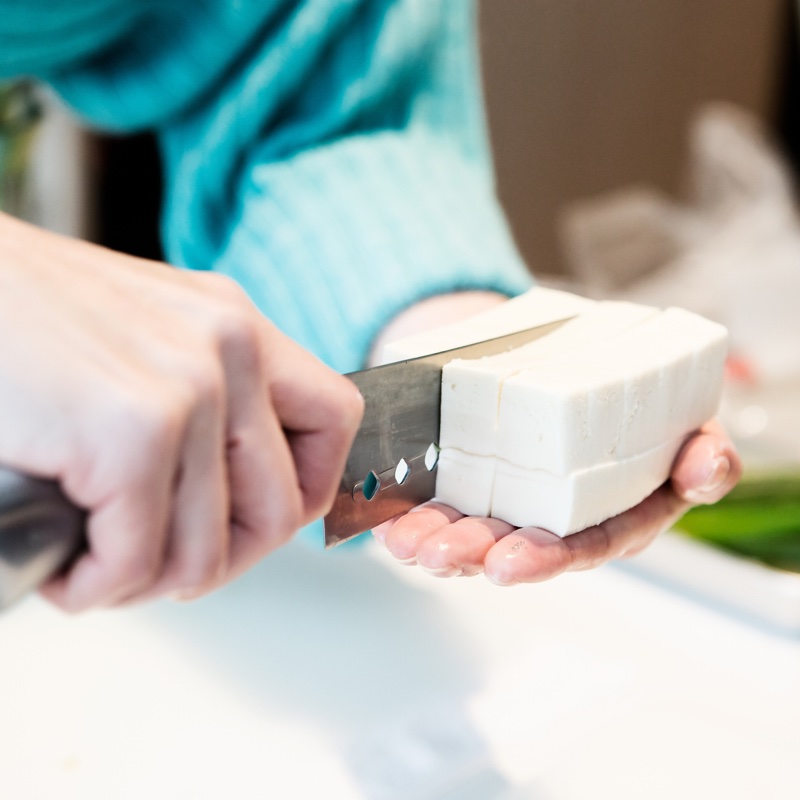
top-left (323, 316), bottom-right (572, 547)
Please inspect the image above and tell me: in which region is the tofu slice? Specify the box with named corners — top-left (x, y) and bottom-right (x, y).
top-left (490, 436), bottom-right (685, 536)
top-left (495, 307), bottom-right (728, 472)
top-left (380, 287), bottom-right (596, 364)
top-left (440, 301), bottom-right (659, 457)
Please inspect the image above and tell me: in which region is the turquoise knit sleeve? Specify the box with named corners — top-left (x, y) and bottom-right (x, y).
top-left (22, 0), bottom-right (535, 371)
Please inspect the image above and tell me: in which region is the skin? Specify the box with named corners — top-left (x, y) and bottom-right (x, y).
top-left (0, 212), bottom-right (363, 612)
top-left (372, 294), bottom-right (743, 585)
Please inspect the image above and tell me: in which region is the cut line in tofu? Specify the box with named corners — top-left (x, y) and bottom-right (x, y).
top-left (435, 449), bottom-right (495, 519)
top-left (435, 435), bottom-right (685, 537)
top-left (489, 435), bottom-right (685, 536)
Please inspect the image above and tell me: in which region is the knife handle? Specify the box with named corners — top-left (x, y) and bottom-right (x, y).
top-left (0, 465), bottom-right (85, 611)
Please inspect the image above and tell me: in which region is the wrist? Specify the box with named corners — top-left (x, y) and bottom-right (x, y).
top-left (369, 291), bottom-right (508, 366)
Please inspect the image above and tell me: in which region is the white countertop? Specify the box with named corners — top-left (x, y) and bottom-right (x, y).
top-left (1, 537), bottom-right (798, 799)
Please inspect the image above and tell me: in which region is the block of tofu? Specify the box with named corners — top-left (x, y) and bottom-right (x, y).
top-left (440, 301), bottom-right (659, 456)
top-left (495, 307), bottom-right (728, 472)
top-left (489, 436), bottom-right (684, 536)
top-left (434, 449), bottom-right (495, 518)
top-left (382, 287), bottom-right (727, 536)
top-left (380, 286), bottom-right (596, 364)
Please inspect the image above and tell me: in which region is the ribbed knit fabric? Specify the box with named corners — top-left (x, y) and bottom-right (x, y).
top-left (0, 0), bottom-right (533, 372)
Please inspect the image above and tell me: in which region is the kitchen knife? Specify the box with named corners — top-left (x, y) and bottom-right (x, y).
top-left (323, 316), bottom-right (572, 547)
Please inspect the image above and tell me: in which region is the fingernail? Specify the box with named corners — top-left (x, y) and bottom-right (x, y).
top-left (690, 455), bottom-right (731, 499)
top-left (372, 527), bottom-right (387, 543)
top-left (485, 572), bottom-right (517, 587)
top-left (459, 566), bottom-right (483, 578)
top-left (420, 565), bottom-right (462, 578)
top-left (395, 556), bottom-right (417, 566)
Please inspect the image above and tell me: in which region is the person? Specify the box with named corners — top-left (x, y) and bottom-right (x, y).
top-left (0, 0), bottom-right (740, 612)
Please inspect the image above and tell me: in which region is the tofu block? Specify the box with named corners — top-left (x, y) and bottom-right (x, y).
top-left (440, 301), bottom-right (658, 456)
top-left (380, 287), bottom-right (596, 364)
top-left (435, 449), bottom-right (495, 518)
top-left (386, 289), bottom-right (728, 537)
top-left (490, 436), bottom-right (684, 536)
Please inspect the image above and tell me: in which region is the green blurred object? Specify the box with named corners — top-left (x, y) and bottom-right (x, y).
top-left (0, 81), bottom-right (41, 216)
top-left (674, 471), bottom-right (800, 573)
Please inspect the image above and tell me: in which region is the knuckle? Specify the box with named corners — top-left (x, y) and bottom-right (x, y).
top-left (192, 274), bottom-right (262, 366)
top-left (213, 309), bottom-right (262, 368)
top-left (201, 272), bottom-right (250, 305)
top-left (112, 390), bottom-right (185, 456)
top-left (178, 358), bottom-right (225, 411)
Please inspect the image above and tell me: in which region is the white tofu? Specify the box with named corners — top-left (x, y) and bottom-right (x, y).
top-left (657, 307), bottom-right (728, 443)
top-left (613, 307), bottom-right (728, 458)
top-left (440, 301), bottom-right (658, 457)
top-left (494, 365), bottom-right (591, 474)
top-left (434, 449), bottom-right (495, 518)
top-left (490, 436), bottom-right (684, 536)
top-left (391, 295), bottom-right (728, 538)
top-left (494, 307), bottom-right (728, 472)
top-left (380, 287), bottom-right (596, 363)
top-left (496, 358), bottom-right (633, 473)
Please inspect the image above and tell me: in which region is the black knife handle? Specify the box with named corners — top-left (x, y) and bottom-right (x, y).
top-left (0, 465), bottom-right (85, 610)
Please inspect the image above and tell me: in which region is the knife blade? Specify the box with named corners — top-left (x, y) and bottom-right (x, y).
top-left (323, 316), bottom-right (573, 547)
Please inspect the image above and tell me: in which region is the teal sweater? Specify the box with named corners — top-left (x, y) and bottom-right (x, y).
top-left (0, 0), bottom-right (533, 372)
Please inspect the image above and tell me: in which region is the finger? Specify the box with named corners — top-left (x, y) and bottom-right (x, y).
top-left (225, 399), bottom-right (305, 581)
top-left (484, 484), bottom-right (688, 586)
top-left (41, 411), bottom-right (177, 612)
top-left (384, 502), bottom-right (464, 564)
top-left (266, 335), bottom-right (364, 523)
top-left (670, 418), bottom-right (742, 505)
top-left (213, 313), bottom-right (305, 581)
top-left (416, 516), bottom-right (515, 577)
top-left (372, 514), bottom-right (404, 544)
top-left (127, 378), bottom-right (230, 603)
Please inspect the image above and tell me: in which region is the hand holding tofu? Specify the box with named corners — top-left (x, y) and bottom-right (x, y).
top-left (373, 288), bottom-right (742, 583)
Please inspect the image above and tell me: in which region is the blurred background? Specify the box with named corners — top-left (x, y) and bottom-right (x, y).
top-left (480, 0), bottom-right (790, 277)
top-left (1, 2), bottom-right (799, 799)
